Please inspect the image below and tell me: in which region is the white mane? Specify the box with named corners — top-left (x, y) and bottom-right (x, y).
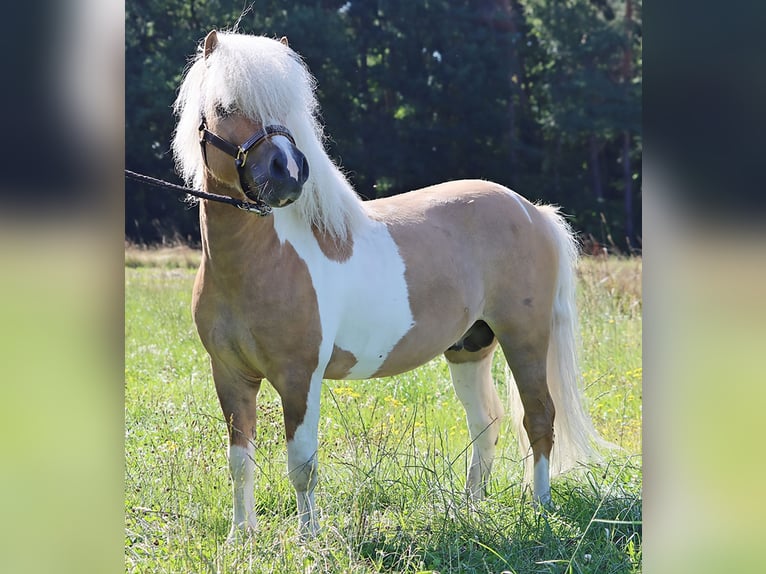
top-left (172, 32), bottom-right (366, 240)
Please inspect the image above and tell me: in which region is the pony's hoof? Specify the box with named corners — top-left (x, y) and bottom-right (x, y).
top-left (532, 492), bottom-right (553, 513)
top-left (298, 520), bottom-right (321, 541)
top-left (465, 485), bottom-right (487, 504)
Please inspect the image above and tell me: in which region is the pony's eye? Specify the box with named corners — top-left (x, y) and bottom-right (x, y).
top-left (215, 103), bottom-right (234, 117)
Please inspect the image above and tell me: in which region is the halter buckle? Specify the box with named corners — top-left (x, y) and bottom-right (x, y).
top-left (235, 148), bottom-right (248, 169)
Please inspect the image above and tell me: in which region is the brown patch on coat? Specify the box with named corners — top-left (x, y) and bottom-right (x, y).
top-left (532, 434), bottom-right (554, 462)
top-left (280, 377), bottom-right (315, 442)
top-left (312, 226), bottom-right (354, 262)
top-left (324, 345), bottom-right (358, 379)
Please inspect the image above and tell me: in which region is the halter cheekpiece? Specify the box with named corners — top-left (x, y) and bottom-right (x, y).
top-left (198, 116), bottom-right (296, 205)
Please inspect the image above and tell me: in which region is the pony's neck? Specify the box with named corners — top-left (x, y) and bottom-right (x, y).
top-left (198, 180), bottom-right (278, 273)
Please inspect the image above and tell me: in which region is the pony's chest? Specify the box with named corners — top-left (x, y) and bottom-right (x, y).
top-left (296, 229), bottom-right (415, 379)
top-left (193, 267), bottom-right (323, 377)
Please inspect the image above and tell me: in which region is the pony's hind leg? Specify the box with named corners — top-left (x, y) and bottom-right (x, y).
top-left (211, 360), bottom-right (262, 540)
top-left (445, 322), bottom-right (503, 501)
top-left (496, 332), bottom-right (555, 505)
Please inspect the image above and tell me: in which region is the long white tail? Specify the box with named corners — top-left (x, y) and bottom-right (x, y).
top-left (507, 205), bottom-right (613, 483)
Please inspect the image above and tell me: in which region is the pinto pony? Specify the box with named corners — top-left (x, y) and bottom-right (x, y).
top-left (172, 30), bottom-right (609, 539)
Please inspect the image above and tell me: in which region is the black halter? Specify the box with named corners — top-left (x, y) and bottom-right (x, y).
top-left (198, 116), bottom-right (296, 199)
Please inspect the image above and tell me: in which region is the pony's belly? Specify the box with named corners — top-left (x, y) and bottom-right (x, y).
top-left (335, 344), bottom-right (408, 380)
top-left (331, 291), bottom-right (415, 379)
top-left (329, 303), bottom-right (472, 380)
top-left (350, 349), bottom-right (443, 380)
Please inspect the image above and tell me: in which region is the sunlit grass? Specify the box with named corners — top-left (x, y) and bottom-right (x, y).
top-left (125, 253), bottom-right (641, 573)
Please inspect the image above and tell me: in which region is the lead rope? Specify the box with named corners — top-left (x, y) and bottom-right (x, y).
top-left (124, 169), bottom-right (272, 216)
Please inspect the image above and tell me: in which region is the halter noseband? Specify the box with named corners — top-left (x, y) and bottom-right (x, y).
top-left (198, 116), bottom-right (297, 205)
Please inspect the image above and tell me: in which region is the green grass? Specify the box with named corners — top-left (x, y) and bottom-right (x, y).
top-left (125, 255), bottom-right (642, 573)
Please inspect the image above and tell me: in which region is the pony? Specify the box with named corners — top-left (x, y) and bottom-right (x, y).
top-left (171, 30), bottom-right (610, 539)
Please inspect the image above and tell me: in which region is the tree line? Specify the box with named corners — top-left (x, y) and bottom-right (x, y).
top-left (126, 0), bottom-right (641, 251)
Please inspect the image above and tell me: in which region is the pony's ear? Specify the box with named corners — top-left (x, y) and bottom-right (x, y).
top-left (279, 36), bottom-right (289, 47)
top-left (204, 30), bottom-right (219, 59)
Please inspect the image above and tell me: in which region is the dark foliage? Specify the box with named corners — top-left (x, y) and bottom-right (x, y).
top-left (126, 0), bottom-right (641, 250)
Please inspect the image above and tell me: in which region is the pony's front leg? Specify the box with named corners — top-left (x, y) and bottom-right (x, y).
top-left (211, 360), bottom-right (262, 541)
top-left (279, 372), bottom-right (322, 538)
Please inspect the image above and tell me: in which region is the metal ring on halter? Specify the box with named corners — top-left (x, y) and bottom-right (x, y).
top-left (234, 148), bottom-right (248, 168)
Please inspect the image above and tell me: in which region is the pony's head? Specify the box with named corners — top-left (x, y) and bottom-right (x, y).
top-left (197, 95), bottom-right (310, 209)
top-left (173, 30), bottom-right (366, 240)
top-left (172, 31), bottom-right (315, 207)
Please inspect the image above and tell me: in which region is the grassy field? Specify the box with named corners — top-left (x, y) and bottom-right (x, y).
top-left (125, 249), bottom-right (642, 573)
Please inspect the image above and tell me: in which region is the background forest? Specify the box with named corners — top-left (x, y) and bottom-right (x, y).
top-left (126, 0), bottom-right (641, 251)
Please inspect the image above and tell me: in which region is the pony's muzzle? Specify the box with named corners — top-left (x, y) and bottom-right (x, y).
top-left (245, 139), bottom-right (309, 208)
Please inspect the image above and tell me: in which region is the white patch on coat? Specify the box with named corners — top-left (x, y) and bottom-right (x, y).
top-left (229, 443), bottom-right (257, 533)
top-left (533, 453), bottom-right (551, 504)
top-left (271, 134), bottom-right (301, 181)
top-left (273, 210), bottom-right (414, 379)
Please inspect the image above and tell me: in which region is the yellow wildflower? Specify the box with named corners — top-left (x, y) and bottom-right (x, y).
top-left (384, 395), bottom-right (404, 408)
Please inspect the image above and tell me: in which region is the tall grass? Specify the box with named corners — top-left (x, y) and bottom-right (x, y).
top-left (125, 252), bottom-right (641, 573)
top-left (125, 242), bottom-right (202, 269)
